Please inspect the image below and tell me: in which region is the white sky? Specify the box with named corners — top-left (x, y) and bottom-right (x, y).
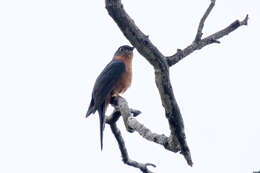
top-left (0, 0), bottom-right (259, 173)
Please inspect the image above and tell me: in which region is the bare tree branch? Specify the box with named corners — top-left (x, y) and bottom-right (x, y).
top-left (110, 124), bottom-right (156, 173)
top-left (104, 0), bottom-right (248, 171)
top-left (194, 0), bottom-right (216, 42)
top-left (106, 111), bottom-right (156, 173)
top-left (167, 12), bottom-right (248, 66)
top-left (105, 96), bottom-right (183, 172)
top-left (116, 96), bottom-right (181, 152)
top-left (105, 0), bottom-right (193, 166)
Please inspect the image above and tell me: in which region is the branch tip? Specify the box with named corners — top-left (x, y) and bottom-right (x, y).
top-left (145, 163), bottom-right (156, 168)
top-left (211, 38), bottom-right (220, 44)
top-left (130, 109), bottom-right (142, 117)
top-left (194, 0), bottom-right (216, 42)
top-left (241, 14), bottom-right (249, 25)
top-left (183, 151), bottom-right (193, 166)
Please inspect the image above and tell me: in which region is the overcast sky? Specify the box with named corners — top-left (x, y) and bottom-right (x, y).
top-left (0, 0), bottom-right (259, 173)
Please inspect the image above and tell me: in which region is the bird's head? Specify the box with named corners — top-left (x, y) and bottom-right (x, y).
top-left (114, 45), bottom-right (135, 58)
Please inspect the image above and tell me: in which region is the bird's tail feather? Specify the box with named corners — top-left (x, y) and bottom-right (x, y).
top-left (98, 102), bottom-right (106, 150)
top-left (86, 98), bottom-right (95, 117)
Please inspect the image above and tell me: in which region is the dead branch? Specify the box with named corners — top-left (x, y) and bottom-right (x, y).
top-left (194, 0), bottom-right (216, 42)
top-left (167, 5), bottom-right (248, 66)
top-left (114, 96), bottom-right (181, 152)
top-left (106, 111), bottom-right (156, 173)
top-left (105, 0), bottom-right (192, 166)
top-left (103, 0), bottom-right (248, 171)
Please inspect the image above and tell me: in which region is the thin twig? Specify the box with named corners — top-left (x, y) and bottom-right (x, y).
top-left (106, 110), bottom-right (156, 172)
top-left (109, 122), bottom-right (156, 173)
top-left (167, 10), bottom-right (248, 66)
top-left (194, 0), bottom-right (216, 42)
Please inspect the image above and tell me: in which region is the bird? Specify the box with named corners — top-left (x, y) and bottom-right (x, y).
top-left (86, 45), bottom-right (134, 150)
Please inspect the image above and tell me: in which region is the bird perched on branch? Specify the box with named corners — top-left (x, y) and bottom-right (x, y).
top-left (86, 45), bottom-right (134, 150)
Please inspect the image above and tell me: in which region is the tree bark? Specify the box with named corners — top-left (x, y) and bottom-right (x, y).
top-left (103, 0), bottom-right (248, 172)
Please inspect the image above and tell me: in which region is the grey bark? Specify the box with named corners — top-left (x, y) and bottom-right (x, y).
top-left (106, 106), bottom-right (156, 173)
top-left (103, 0), bottom-right (248, 172)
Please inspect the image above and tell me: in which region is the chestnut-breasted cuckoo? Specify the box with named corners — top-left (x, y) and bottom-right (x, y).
top-left (86, 45), bottom-right (134, 150)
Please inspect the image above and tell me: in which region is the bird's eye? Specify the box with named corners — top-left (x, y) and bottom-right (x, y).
top-left (119, 47), bottom-right (123, 52)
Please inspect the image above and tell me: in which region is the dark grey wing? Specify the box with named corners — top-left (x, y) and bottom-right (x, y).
top-left (92, 59), bottom-right (125, 107)
top-left (90, 59), bottom-right (125, 150)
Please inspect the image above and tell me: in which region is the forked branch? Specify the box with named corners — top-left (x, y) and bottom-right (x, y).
top-left (104, 0), bottom-right (248, 172)
top-left (167, 1), bottom-right (248, 66)
top-left (194, 0), bottom-right (216, 42)
top-left (105, 0), bottom-right (193, 166)
top-left (112, 96), bottom-right (181, 152)
top-left (106, 110), bottom-right (156, 173)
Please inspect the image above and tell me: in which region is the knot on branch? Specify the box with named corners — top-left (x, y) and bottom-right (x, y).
top-left (177, 49), bottom-right (184, 58)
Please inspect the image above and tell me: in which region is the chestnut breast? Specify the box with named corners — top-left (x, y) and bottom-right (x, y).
top-left (113, 54), bottom-right (133, 95)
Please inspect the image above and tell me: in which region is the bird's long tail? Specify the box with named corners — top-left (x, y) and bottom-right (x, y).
top-left (97, 102), bottom-right (106, 150)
